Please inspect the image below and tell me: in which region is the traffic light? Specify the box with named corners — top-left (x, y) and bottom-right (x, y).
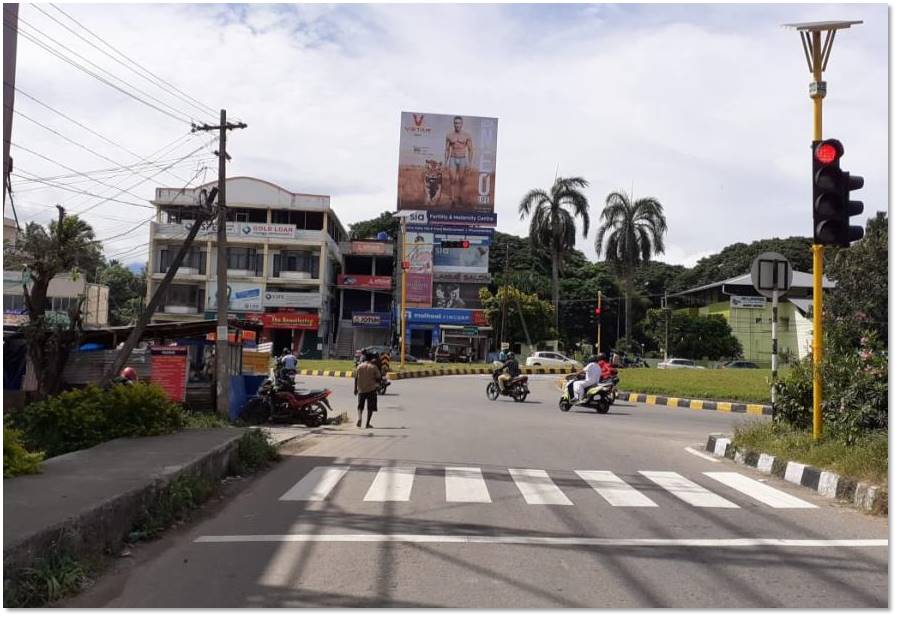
top-left (812, 139), bottom-right (864, 247)
top-left (440, 240), bottom-right (470, 249)
top-left (594, 305), bottom-right (602, 316)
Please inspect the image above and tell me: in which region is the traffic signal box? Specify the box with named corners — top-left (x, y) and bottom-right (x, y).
top-left (812, 139), bottom-right (864, 247)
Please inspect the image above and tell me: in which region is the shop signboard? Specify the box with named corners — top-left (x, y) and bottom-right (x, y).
top-left (262, 291), bottom-right (322, 308)
top-left (207, 282), bottom-right (263, 311)
top-left (399, 307), bottom-right (488, 326)
top-left (730, 295), bottom-right (767, 309)
top-left (336, 274), bottom-right (392, 290)
top-left (397, 112), bottom-right (498, 212)
top-left (262, 312), bottom-right (319, 330)
top-left (352, 312), bottom-right (392, 329)
top-left (350, 241), bottom-right (392, 255)
top-left (150, 346), bottom-right (188, 402)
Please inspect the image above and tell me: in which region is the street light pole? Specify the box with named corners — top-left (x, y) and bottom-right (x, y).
top-left (784, 19), bottom-right (862, 440)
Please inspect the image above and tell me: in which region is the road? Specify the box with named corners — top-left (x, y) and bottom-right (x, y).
top-left (71, 374), bottom-right (888, 608)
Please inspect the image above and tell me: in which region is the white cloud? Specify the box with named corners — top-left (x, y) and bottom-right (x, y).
top-left (7, 3), bottom-right (887, 267)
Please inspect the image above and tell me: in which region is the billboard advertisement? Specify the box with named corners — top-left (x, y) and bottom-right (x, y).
top-left (432, 230), bottom-right (490, 274)
top-left (404, 231), bottom-right (434, 306)
top-left (337, 274), bottom-right (393, 290)
top-left (399, 307), bottom-right (489, 326)
top-left (262, 291), bottom-right (322, 308)
top-left (206, 281), bottom-right (263, 311)
top-left (397, 112), bottom-right (498, 212)
top-left (433, 282), bottom-right (485, 309)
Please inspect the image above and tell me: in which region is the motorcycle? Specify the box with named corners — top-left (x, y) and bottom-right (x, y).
top-left (558, 374), bottom-right (615, 414)
top-left (241, 372), bottom-right (333, 427)
top-left (486, 369), bottom-right (530, 403)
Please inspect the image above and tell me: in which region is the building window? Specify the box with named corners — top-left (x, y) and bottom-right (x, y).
top-left (164, 284), bottom-right (200, 308)
top-left (227, 247), bottom-right (260, 271)
top-left (3, 294), bottom-right (25, 311)
top-left (50, 296), bottom-right (79, 313)
top-left (158, 248), bottom-right (206, 274)
top-left (227, 208), bottom-right (267, 224)
top-left (273, 251), bottom-right (319, 278)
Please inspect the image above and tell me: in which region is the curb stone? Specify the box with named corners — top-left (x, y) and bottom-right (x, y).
top-left (705, 434), bottom-right (887, 516)
top-left (298, 367), bottom-right (576, 380)
top-left (619, 392), bottom-right (772, 416)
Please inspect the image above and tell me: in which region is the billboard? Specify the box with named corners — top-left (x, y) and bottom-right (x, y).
top-left (397, 112), bottom-right (498, 212)
top-left (207, 282), bottom-right (263, 311)
top-left (337, 274), bottom-right (393, 290)
top-left (432, 230), bottom-right (490, 274)
top-left (433, 282), bottom-right (484, 309)
top-left (262, 291), bottom-right (322, 308)
top-left (404, 230), bottom-right (434, 306)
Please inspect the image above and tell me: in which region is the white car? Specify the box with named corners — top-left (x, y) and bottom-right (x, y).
top-left (525, 351), bottom-right (583, 370)
top-left (657, 358), bottom-right (706, 369)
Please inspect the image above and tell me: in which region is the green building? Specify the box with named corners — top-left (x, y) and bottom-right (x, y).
top-left (671, 271), bottom-right (834, 366)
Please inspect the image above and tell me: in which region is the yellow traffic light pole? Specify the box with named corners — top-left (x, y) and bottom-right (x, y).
top-left (785, 20), bottom-right (861, 440)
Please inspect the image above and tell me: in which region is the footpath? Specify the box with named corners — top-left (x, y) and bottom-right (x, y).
top-left (3, 419), bottom-right (343, 592)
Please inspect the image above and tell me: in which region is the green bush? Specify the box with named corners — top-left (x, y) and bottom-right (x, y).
top-left (229, 428), bottom-right (280, 475)
top-left (12, 383), bottom-right (185, 458)
top-left (774, 325), bottom-right (887, 444)
top-left (3, 426), bottom-right (44, 478)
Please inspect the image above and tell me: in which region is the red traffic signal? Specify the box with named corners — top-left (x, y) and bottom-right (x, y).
top-left (814, 141), bottom-right (841, 165)
top-left (594, 306), bottom-right (602, 316)
top-left (440, 240), bottom-right (470, 249)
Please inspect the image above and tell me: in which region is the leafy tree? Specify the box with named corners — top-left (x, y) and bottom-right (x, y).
top-left (348, 211), bottom-right (399, 240)
top-left (644, 309), bottom-right (742, 361)
top-left (479, 286), bottom-right (554, 346)
top-left (100, 260), bottom-right (146, 326)
top-left (677, 236), bottom-right (813, 292)
top-left (595, 190), bottom-right (667, 343)
top-left (518, 177), bottom-right (591, 330)
top-left (824, 212), bottom-right (887, 343)
top-left (5, 207), bottom-right (99, 396)
top-left (556, 261), bottom-right (620, 352)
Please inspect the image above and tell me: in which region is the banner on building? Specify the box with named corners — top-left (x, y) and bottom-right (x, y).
top-left (399, 307), bottom-right (488, 326)
top-left (207, 282), bottom-right (263, 311)
top-left (730, 295), bottom-right (767, 309)
top-left (150, 347), bottom-right (188, 402)
top-left (350, 240), bottom-right (392, 255)
top-left (262, 312), bottom-right (320, 330)
top-left (403, 230), bottom-right (434, 306)
top-left (352, 312), bottom-right (392, 329)
top-left (433, 271), bottom-right (492, 284)
top-left (262, 291), bottom-right (322, 308)
top-left (337, 274), bottom-right (393, 290)
top-left (433, 282), bottom-right (485, 309)
top-left (397, 112), bottom-right (498, 212)
top-left (432, 229), bottom-right (490, 273)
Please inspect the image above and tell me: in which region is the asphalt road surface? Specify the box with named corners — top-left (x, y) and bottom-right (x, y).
top-left (71, 375), bottom-right (888, 608)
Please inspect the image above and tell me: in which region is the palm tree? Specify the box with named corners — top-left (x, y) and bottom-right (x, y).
top-left (594, 190), bottom-right (667, 344)
top-left (518, 176), bottom-right (590, 330)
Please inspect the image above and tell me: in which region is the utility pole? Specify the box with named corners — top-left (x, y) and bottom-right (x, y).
top-left (499, 243), bottom-right (509, 350)
top-left (192, 110), bottom-right (247, 416)
top-left (3, 4), bottom-right (18, 211)
top-left (784, 19), bottom-right (861, 440)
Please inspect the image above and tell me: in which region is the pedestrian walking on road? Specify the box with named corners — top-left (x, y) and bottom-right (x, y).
top-left (354, 352), bottom-right (381, 428)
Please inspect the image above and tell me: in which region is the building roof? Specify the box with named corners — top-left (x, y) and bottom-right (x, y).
top-left (77, 319), bottom-right (263, 347)
top-left (672, 270), bottom-right (834, 297)
top-left (788, 297), bottom-right (813, 316)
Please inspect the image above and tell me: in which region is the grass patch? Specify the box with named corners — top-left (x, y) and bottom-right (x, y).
top-left (229, 428), bottom-right (281, 476)
top-left (128, 472), bottom-right (217, 543)
top-left (182, 411), bottom-right (231, 429)
top-left (3, 531), bottom-right (91, 608)
top-left (733, 421), bottom-right (888, 487)
top-left (618, 368), bottom-right (779, 403)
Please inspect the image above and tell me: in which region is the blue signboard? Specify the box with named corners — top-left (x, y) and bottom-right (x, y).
top-left (427, 211), bottom-right (497, 227)
top-left (352, 312), bottom-right (392, 329)
top-left (397, 307), bottom-right (486, 326)
top-left (407, 224), bottom-right (494, 237)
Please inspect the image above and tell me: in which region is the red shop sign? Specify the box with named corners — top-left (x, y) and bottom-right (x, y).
top-left (337, 274), bottom-right (392, 289)
top-left (262, 312), bottom-right (320, 330)
top-left (150, 346), bottom-right (188, 402)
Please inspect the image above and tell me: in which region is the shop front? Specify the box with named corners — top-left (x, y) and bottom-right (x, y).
top-left (397, 307), bottom-right (491, 361)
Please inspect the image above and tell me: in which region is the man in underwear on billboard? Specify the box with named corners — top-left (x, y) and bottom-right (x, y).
top-left (444, 116), bottom-right (475, 207)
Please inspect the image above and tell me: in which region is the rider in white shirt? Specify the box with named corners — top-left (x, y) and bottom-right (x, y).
top-left (572, 355), bottom-right (602, 402)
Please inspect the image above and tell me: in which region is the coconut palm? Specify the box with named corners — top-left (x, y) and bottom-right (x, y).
top-left (594, 190), bottom-right (667, 344)
top-left (518, 176), bottom-right (590, 329)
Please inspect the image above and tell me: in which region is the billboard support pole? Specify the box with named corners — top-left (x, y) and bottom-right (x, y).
top-left (400, 216), bottom-right (407, 369)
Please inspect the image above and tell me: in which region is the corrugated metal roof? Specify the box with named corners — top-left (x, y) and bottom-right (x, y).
top-left (673, 270), bottom-right (834, 297)
top-left (788, 297), bottom-right (813, 316)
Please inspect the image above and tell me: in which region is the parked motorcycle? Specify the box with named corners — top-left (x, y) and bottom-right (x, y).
top-left (558, 374), bottom-right (615, 414)
top-left (241, 372), bottom-right (333, 427)
top-left (486, 369), bottom-right (530, 403)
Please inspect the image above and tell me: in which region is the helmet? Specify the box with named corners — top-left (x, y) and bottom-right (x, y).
top-left (120, 367), bottom-right (138, 381)
top-left (283, 348), bottom-right (291, 355)
top-left (597, 353), bottom-right (607, 362)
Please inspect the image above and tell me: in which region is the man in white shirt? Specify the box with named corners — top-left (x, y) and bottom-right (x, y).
top-left (572, 355), bottom-right (602, 402)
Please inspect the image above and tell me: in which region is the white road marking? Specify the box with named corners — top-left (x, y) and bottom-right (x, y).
top-left (704, 472), bottom-right (818, 509)
top-left (195, 534), bottom-right (888, 548)
top-left (445, 467), bottom-right (492, 503)
top-left (509, 469), bottom-right (573, 505)
top-left (575, 470), bottom-right (657, 507)
top-left (364, 466), bottom-right (416, 502)
top-left (640, 471), bottom-right (739, 508)
top-left (684, 446), bottom-right (720, 462)
top-left (279, 466), bottom-right (350, 501)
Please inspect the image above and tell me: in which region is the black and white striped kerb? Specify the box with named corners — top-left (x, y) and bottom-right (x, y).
top-left (705, 434), bottom-right (887, 515)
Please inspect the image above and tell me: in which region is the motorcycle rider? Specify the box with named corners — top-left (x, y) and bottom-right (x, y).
top-left (571, 355), bottom-right (605, 403)
top-left (597, 353), bottom-right (616, 381)
top-left (496, 351), bottom-right (520, 393)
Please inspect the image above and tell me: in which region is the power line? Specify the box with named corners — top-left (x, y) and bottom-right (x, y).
top-left (5, 18), bottom-right (192, 124)
top-left (43, 3), bottom-right (219, 122)
top-left (11, 157), bottom-right (215, 191)
top-left (11, 171), bottom-right (155, 208)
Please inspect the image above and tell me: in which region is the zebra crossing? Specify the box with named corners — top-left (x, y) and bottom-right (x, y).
top-left (279, 465), bottom-right (818, 510)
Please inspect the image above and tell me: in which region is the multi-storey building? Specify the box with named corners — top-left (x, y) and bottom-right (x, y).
top-left (145, 177), bottom-right (347, 358)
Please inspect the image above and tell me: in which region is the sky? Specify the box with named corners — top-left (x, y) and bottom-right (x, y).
top-left (6, 2), bottom-right (889, 268)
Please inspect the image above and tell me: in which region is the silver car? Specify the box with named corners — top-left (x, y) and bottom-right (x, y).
top-left (657, 358), bottom-right (706, 369)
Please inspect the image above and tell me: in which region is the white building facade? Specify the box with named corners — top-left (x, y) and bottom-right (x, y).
top-left (145, 177), bottom-right (347, 358)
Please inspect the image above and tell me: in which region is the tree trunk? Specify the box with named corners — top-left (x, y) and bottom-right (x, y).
top-left (551, 244), bottom-right (559, 332)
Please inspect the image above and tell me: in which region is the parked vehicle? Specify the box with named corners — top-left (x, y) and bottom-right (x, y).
top-left (558, 374), bottom-right (615, 414)
top-left (657, 358), bottom-right (706, 369)
top-left (432, 343), bottom-right (470, 363)
top-left (723, 360), bottom-right (759, 369)
top-left (525, 351), bottom-right (582, 370)
top-left (486, 369), bottom-right (530, 402)
top-left (241, 373), bottom-right (333, 427)
top-left (354, 345), bottom-right (417, 365)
